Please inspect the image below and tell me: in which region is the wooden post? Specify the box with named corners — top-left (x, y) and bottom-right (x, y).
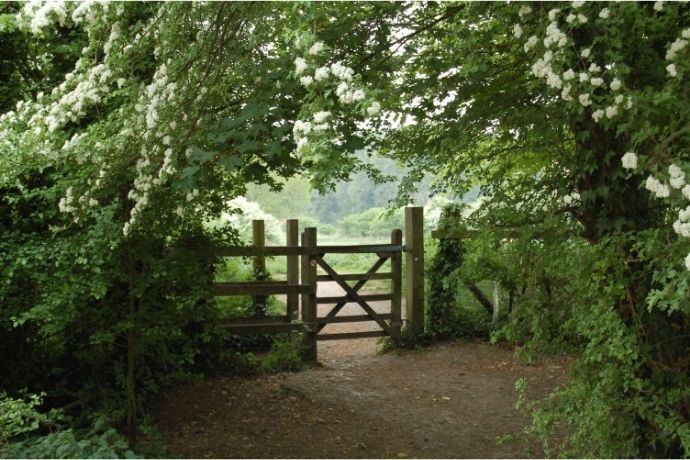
top-left (286, 219), bottom-right (299, 321)
top-left (390, 229), bottom-right (403, 342)
top-left (252, 220), bottom-right (267, 316)
top-left (405, 207), bottom-right (425, 338)
top-left (300, 227), bottom-right (318, 362)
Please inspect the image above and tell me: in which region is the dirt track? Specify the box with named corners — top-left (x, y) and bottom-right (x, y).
top-left (155, 282), bottom-right (570, 458)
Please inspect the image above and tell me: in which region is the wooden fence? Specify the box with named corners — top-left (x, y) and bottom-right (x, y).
top-left (214, 207), bottom-right (425, 362)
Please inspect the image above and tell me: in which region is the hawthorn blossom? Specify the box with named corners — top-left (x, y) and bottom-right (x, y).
top-left (581, 48), bottom-right (591, 58)
top-left (300, 75), bottom-right (314, 87)
top-left (592, 109), bottom-right (605, 122)
top-left (513, 24), bottom-right (523, 39)
top-left (294, 57), bottom-right (308, 75)
top-left (590, 77), bottom-right (604, 87)
top-left (645, 176), bottom-right (671, 198)
top-left (309, 41), bottom-right (324, 55)
top-left (367, 101), bottom-right (381, 116)
top-left (314, 66), bottom-right (330, 81)
top-left (599, 8), bottom-right (610, 19)
top-left (518, 5), bottom-right (532, 17)
top-left (563, 69), bottom-right (576, 80)
top-left (669, 164), bottom-right (685, 189)
top-left (313, 111), bottom-right (331, 123)
top-left (524, 35), bottom-right (538, 52)
top-left (667, 64), bottom-right (677, 77)
top-left (610, 79), bottom-right (622, 91)
top-left (579, 94), bottom-right (592, 106)
top-left (621, 152), bottom-right (637, 170)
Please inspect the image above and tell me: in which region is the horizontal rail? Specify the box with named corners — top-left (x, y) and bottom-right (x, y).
top-left (316, 272), bottom-right (392, 282)
top-left (218, 315), bottom-right (290, 326)
top-left (317, 313), bottom-right (392, 324)
top-left (316, 293), bottom-right (393, 304)
top-left (217, 322), bottom-right (307, 335)
top-left (214, 282), bottom-right (313, 296)
top-left (317, 330), bottom-right (387, 341)
top-left (216, 244), bottom-right (405, 257)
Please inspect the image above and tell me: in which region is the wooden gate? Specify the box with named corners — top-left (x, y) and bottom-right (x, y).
top-left (214, 207), bottom-right (425, 362)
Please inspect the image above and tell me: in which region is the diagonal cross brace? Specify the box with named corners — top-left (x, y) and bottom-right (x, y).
top-left (318, 254), bottom-right (389, 330)
top-left (315, 256), bottom-right (393, 336)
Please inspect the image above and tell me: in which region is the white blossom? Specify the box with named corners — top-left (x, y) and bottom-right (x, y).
top-left (579, 72), bottom-right (589, 83)
top-left (621, 152), bottom-right (637, 170)
top-left (666, 39), bottom-right (688, 60)
top-left (589, 63), bottom-right (601, 73)
top-left (581, 48), bottom-right (591, 59)
top-left (683, 184), bottom-right (690, 200)
top-left (577, 14), bottom-right (588, 24)
top-left (615, 94), bottom-right (624, 104)
top-left (667, 63), bottom-right (677, 77)
top-left (561, 84), bottom-right (573, 101)
top-left (313, 111), bottom-right (331, 123)
top-left (524, 35), bottom-right (538, 52)
top-left (352, 89), bottom-right (366, 101)
top-left (653, 1), bottom-right (663, 12)
top-left (548, 9), bottom-right (560, 21)
top-left (314, 66), bottom-right (330, 81)
top-left (685, 253), bottom-right (690, 271)
top-left (518, 5), bottom-right (532, 17)
top-left (566, 13), bottom-right (577, 24)
top-left (300, 75), bottom-right (314, 87)
top-left (579, 93), bottom-right (592, 107)
top-left (610, 79), bottom-right (622, 91)
top-left (599, 8), bottom-right (610, 19)
top-left (590, 77), bottom-right (604, 87)
top-left (572, 1), bottom-right (585, 8)
top-left (592, 109), bottom-right (605, 122)
top-left (683, 28), bottom-right (690, 40)
top-left (294, 57), bottom-right (308, 75)
top-left (605, 105), bottom-right (618, 119)
top-left (513, 24), bottom-right (523, 39)
top-left (309, 41), bottom-right (325, 55)
top-left (563, 69), bottom-right (576, 81)
top-left (367, 101), bottom-right (381, 116)
top-left (645, 176), bottom-right (670, 198)
top-left (669, 164), bottom-right (685, 189)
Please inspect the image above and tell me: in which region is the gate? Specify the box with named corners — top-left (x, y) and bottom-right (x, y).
top-left (214, 207), bottom-right (425, 362)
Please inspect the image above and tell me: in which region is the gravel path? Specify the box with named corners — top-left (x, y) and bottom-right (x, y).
top-left (154, 282), bottom-right (570, 458)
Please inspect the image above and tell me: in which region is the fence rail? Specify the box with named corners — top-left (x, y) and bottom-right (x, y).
top-left (212, 207), bottom-right (425, 362)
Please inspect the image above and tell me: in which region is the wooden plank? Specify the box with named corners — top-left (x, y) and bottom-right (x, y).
top-left (390, 229), bottom-right (403, 341)
top-left (217, 322), bottom-right (305, 335)
top-left (218, 315), bottom-right (290, 325)
top-left (316, 294), bottom-right (393, 304)
top-left (317, 314), bottom-right (392, 324)
top-left (252, 220), bottom-right (267, 314)
top-left (215, 244), bottom-right (405, 257)
top-left (286, 219), bottom-right (299, 321)
top-left (317, 330), bottom-right (386, 341)
top-left (405, 207), bottom-right (425, 338)
top-left (315, 256), bottom-right (394, 336)
top-left (214, 283), bottom-right (313, 296)
top-left (301, 228), bottom-right (318, 362)
top-left (318, 255), bottom-right (389, 331)
top-left (316, 272), bottom-right (392, 282)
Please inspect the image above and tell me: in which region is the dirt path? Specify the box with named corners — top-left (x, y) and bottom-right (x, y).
top-left (155, 282), bottom-right (570, 458)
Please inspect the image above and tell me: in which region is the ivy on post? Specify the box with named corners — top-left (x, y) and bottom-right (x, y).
top-left (404, 207), bottom-right (425, 339)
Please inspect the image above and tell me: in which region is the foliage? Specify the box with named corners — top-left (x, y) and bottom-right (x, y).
top-left (1, 392), bottom-right (139, 459)
top-left (259, 333), bottom-right (306, 373)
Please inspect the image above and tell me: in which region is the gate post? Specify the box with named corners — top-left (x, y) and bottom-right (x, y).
top-left (252, 219), bottom-right (267, 316)
top-left (404, 207), bottom-right (425, 338)
top-left (286, 219), bottom-right (299, 321)
top-left (390, 229), bottom-right (403, 342)
top-left (300, 227), bottom-right (318, 362)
